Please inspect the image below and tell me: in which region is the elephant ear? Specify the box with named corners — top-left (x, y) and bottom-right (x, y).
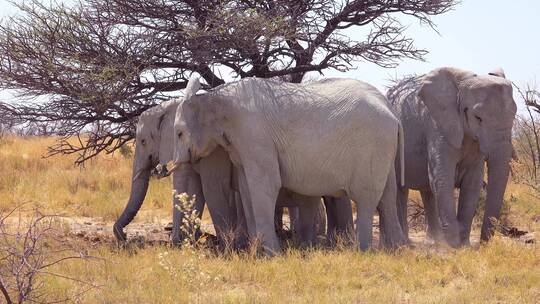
top-left (418, 67), bottom-right (475, 149)
top-left (157, 101), bottom-right (180, 163)
top-left (488, 68), bottom-right (506, 78)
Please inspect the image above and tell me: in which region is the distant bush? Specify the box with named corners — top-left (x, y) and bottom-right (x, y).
top-left (513, 84), bottom-right (540, 192)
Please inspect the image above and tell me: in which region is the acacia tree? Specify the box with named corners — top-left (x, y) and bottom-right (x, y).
top-left (0, 0), bottom-right (457, 164)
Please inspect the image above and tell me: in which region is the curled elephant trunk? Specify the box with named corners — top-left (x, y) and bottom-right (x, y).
top-left (481, 144), bottom-right (512, 242)
top-left (113, 158), bottom-right (151, 242)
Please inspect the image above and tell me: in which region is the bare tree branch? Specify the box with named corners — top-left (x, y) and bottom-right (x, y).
top-left (0, 0), bottom-right (459, 163)
top-left (0, 205), bottom-right (98, 303)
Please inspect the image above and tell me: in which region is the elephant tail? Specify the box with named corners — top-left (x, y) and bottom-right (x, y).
top-left (398, 122), bottom-right (405, 187)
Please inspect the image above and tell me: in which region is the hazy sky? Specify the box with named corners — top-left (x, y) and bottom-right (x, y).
top-left (0, 0), bottom-right (539, 109)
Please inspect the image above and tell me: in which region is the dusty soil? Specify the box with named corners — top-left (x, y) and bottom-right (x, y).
top-left (48, 216), bottom-right (536, 250)
top-left (3, 211), bottom-right (534, 250)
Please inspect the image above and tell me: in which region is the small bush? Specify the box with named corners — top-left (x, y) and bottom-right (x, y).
top-left (0, 205), bottom-right (96, 303)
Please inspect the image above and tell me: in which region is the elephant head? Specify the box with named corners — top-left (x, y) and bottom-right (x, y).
top-left (113, 100), bottom-right (179, 241)
top-left (173, 76), bottom-right (230, 167)
top-left (418, 67), bottom-right (517, 242)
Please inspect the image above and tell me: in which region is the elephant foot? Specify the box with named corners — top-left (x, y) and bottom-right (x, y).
top-left (443, 229), bottom-right (462, 248)
top-left (113, 223), bottom-right (127, 242)
top-left (424, 236), bottom-right (436, 246)
top-left (233, 236), bottom-right (249, 251)
top-left (426, 229), bottom-right (445, 245)
top-left (380, 230), bottom-right (409, 250)
top-left (259, 234), bottom-right (281, 256)
top-left (459, 229), bottom-right (472, 247)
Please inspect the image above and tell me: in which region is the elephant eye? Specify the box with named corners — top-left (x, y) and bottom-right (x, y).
top-left (178, 132), bottom-right (183, 138)
top-left (141, 139), bottom-right (146, 145)
top-left (475, 115), bottom-right (482, 123)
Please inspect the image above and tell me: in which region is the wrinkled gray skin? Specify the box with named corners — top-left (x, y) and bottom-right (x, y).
top-left (324, 196), bottom-right (354, 242)
top-left (112, 99), bottom-right (243, 245)
top-left (387, 67), bottom-right (517, 247)
top-left (112, 99), bottom-right (206, 243)
top-left (173, 77), bottom-right (407, 253)
top-left (113, 99), bottom-right (328, 246)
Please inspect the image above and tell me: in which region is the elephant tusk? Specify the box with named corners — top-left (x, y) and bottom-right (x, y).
top-left (166, 162), bottom-right (181, 174)
top-left (133, 170), bottom-right (145, 182)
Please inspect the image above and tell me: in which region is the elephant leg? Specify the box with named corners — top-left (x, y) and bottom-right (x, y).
top-left (236, 167), bottom-right (256, 237)
top-left (396, 186), bottom-right (409, 239)
top-left (355, 203), bottom-right (377, 251)
top-left (421, 190), bottom-right (443, 243)
top-left (324, 196), bottom-right (353, 243)
top-left (334, 197), bottom-right (354, 238)
top-left (288, 206), bottom-right (300, 240)
top-left (377, 166), bottom-right (408, 249)
top-left (199, 148), bottom-right (237, 245)
top-left (427, 144), bottom-right (461, 248)
top-left (313, 201), bottom-right (327, 241)
top-left (274, 206), bottom-right (285, 236)
top-left (231, 166), bottom-right (249, 249)
top-left (293, 195), bottom-right (321, 247)
top-left (351, 189), bottom-right (381, 251)
top-left (172, 167), bottom-right (205, 245)
top-left (236, 161), bottom-right (281, 255)
top-left (457, 164), bottom-right (484, 246)
top-left (323, 196), bottom-right (338, 242)
top-left (233, 190), bottom-right (249, 250)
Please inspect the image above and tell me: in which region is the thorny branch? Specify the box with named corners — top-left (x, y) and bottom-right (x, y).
top-left (0, 0), bottom-right (458, 163)
top-left (0, 205), bottom-right (98, 303)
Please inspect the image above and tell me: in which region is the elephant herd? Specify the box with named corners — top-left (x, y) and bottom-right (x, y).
top-left (113, 67), bottom-right (517, 254)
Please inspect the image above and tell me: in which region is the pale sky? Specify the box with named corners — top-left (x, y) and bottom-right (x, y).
top-left (0, 0), bottom-right (539, 109)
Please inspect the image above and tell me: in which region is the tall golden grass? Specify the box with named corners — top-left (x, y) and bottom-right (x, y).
top-left (0, 136), bottom-right (172, 221)
top-left (1, 136), bottom-right (539, 303)
top-left (42, 238), bottom-right (539, 303)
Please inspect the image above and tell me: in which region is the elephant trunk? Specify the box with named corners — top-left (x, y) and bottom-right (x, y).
top-left (481, 143), bottom-right (512, 242)
top-left (113, 151), bottom-right (152, 241)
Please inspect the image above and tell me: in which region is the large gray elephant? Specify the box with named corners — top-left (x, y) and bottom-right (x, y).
top-left (172, 77), bottom-right (407, 253)
top-left (113, 97), bottom-right (331, 247)
top-left (387, 67), bottom-right (517, 247)
top-left (112, 99), bottom-right (242, 245)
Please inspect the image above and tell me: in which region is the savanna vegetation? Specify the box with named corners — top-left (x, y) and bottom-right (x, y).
top-left (0, 135), bottom-right (538, 303)
top-left (0, 0), bottom-right (538, 303)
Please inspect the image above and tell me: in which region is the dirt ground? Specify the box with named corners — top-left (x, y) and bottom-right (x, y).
top-left (34, 215), bottom-right (535, 251)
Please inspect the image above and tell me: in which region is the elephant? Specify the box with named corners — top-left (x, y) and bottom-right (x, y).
top-left (112, 98), bottom-right (244, 246)
top-left (172, 76), bottom-right (407, 253)
top-left (113, 97), bottom-right (331, 247)
top-left (387, 67), bottom-right (517, 247)
top-left (324, 196), bottom-right (354, 243)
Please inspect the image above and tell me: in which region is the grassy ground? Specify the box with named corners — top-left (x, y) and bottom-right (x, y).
top-left (1, 136), bottom-right (539, 303)
top-left (0, 135), bottom-right (172, 221)
top-left (39, 238), bottom-right (537, 304)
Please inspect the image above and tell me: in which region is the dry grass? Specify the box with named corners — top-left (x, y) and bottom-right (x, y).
top-left (42, 238), bottom-right (539, 303)
top-left (0, 136), bottom-right (172, 221)
top-left (1, 136), bottom-right (539, 303)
